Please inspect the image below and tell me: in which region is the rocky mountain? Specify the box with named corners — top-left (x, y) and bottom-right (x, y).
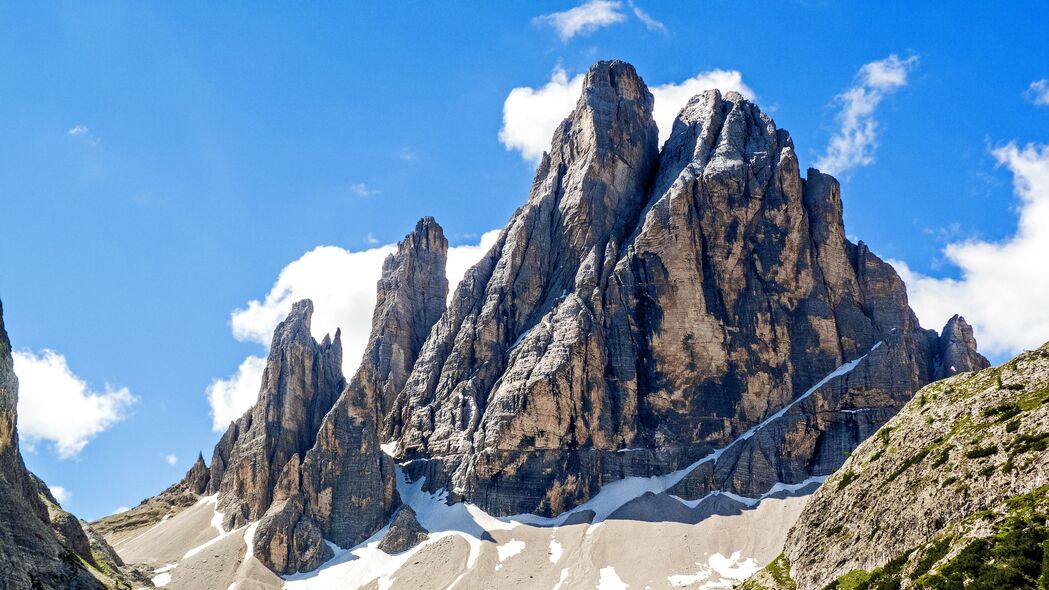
top-left (387, 60), bottom-right (985, 518)
top-left (0, 299), bottom-right (147, 590)
top-left (743, 342), bottom-right (1049, 590)
top-left (88, 59), bottom-right (990, 587)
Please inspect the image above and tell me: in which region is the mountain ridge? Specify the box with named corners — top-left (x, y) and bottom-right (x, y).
top-left (86, 59), bottom-right (990, 587)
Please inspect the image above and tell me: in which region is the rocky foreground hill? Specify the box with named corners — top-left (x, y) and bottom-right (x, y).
top-left (0, 300), bottom-right (150, 589)
top-left (742, 343), bottom-right (1049, 590)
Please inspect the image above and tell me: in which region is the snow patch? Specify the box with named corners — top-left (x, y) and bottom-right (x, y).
top-left (497, 538), bottom-right (525, 562)
top-left (667, 551), bottom-right (760, 588)
top-left (183, 496), bottom-right (239, 559)
top-left (380, 441), bottom-right (397, 456)
top-left (598, 566), bottom-right (629, 589)
top-left (671, 475), bottom-right (828, 509)
top-left (553, 568), bottom-right (570, 590)
top-left (151, 571), bottom-right (172, 587)
top-left (549, 538), bottom-right (563, 563)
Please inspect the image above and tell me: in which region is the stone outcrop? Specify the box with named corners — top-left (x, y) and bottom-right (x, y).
top-left (377, 505), bottom-right (428, 554)
top-left (744, 343), bottom-right (1049, 590)
top-left (387, 61), bottom-right (987, 517)
top-left (182, 452), bottom-right (210, 495)
top-left (215, 299), bottom-right (345, 530)
top-left (249, 217), bottom-right (449, 573)
top-left (0, 299), bottom-right (143, 589)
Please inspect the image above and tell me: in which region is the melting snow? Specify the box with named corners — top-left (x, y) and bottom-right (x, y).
top-left (183, 496), bottom-right (238, 559)
top-left (553, 568), bottom-right (570, 590)
top-left (549, 538), bottom-right (563, 563)
top-left (598, 566), bottom-right (629, 589)
top-left (497, 538), bottom-right (525, 562)
top-left (670, 475), bottom-right (828, 509)
top-left (151, 571), bottom-right (172, 587)
top-left (667, 551), bottom-right (760, 588)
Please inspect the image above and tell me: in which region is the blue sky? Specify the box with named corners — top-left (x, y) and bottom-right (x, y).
top-left (1, 1), bottom-right (1047, 520)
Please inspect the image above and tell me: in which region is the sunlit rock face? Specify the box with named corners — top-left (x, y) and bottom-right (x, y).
top-left (387, 60), bottom-right (986, 517)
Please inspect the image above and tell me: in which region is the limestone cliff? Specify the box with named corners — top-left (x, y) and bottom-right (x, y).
top-left (251, 217), bottom-right (449, 573)
top-left (388, 61), bottom-right (986, 517)
top-left (215, 299), bottom-right (345, 530)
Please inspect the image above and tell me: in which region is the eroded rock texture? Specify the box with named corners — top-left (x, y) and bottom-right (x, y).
top-left (215, 299), bottom-right (345, 530)
top-left (249, 217), bottom-right (449, 573)
top-left (389, 62), bottom-right (987, 516)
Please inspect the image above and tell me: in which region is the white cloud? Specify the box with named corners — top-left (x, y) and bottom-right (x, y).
top-left (891, 142), bottom-right (1049, 358)
top-left (499, 66), bottom-right (755, 162)
top-left (350, 183), bottom-right (378, 197)
top-left (534, 0), bottom-right (626, 41)
top-left (366, 232), bottom-right (380, 245)
top-left (1026, 79), bottom-right (1049, 107)
top-left (814, 54), bottom-right (919, 176)
top-left (209, 230), bottom-right (501, 429)
top-left (50, 485), bottom-right (71, 505)
top-left (67, 124), bottom-right (89, 136)
top-left (13, 350), bottom-right (136, 459)
top-left (397, 147), bottom-right (418, 161)
top-left (446, 230), bottom-right (502, 296)
top-left (650, 71), bottom-right (756, 145)
top-left (165, 453), bottom-right (178, 466)
top-left (112, 506), bottom-right (130, 515)
top-left (206, 354), bottom-right (266, 431)
top-left (628, 1), bottom-right (666, 34)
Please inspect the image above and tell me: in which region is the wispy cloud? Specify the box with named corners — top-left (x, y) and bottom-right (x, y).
top-left (892, 142), bottom-right (1049, 357)
top-left (1026, 79), bottom-right (1049, 106)
top-left (13, 349), bottom-right (137, 459)
top-left (533, 0), bottom-right (627, 41)
top-left (366, 232), bottom-right (380, 245)
top-left (499, 65), bottom-right (755, 162)
top-left (628, 1), bottom-right (666, 34)
top-left (67, 124), bottom-right (99, 145)
top-left (165, 453), bottom-right (178, 466)
top-left (397, 147), bottom-right (417, 161)
top-left (350, 182), bottom-right (378, 197)
top-left (814, 54), bottom-right (919, 176)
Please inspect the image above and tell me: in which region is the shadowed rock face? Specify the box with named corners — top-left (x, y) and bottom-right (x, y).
top-left (377, 505), bottom-right (428, 554)
top-left (250, 217), bottom-right (449, 574)
top-left (387, 63), bottom-right (987, 516)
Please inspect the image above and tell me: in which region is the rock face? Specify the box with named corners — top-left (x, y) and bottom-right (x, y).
top-left (387, 61), bottom-right (987, 517)
top-left (215, 299), bottom-right (345, 530)
top-left (377, 505), bottom-right (428, 554)
top-left (249, 217), bottom-right (449, 573)
top-left (0, 299), bottom-right (142, 589)
top-left (744, 343), bottom-right (1049, 590)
